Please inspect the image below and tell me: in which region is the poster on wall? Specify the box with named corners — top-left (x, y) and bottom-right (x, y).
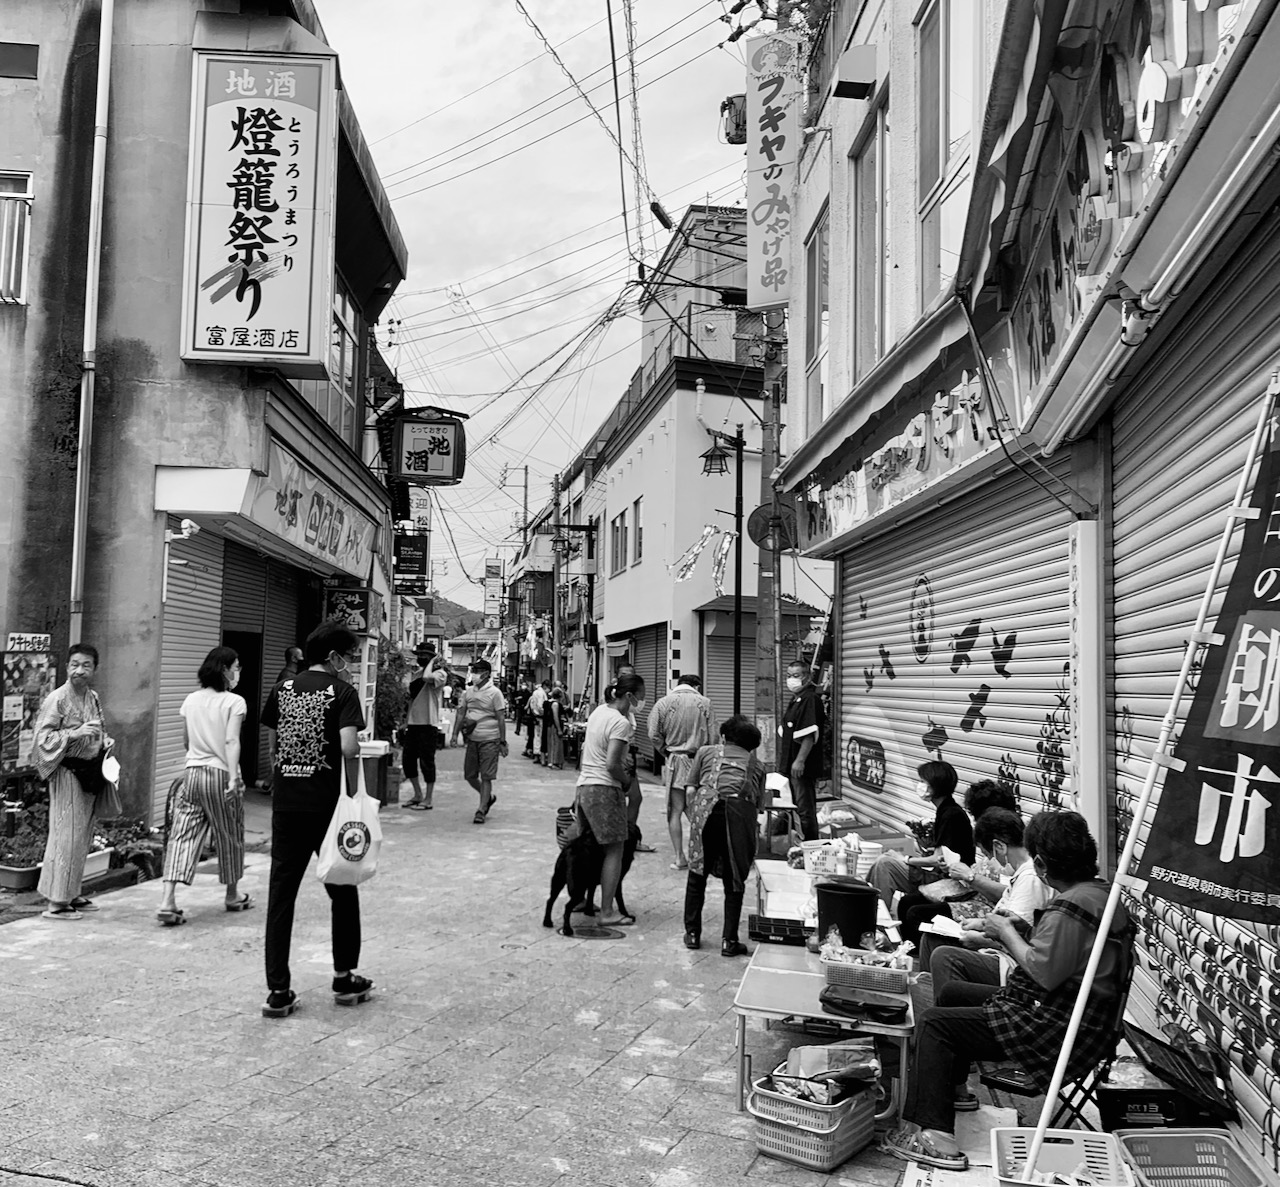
top-left (180, 51), bottom-right (337, 374)
top-left (1137, 437), bottom-right (1280, 924)
top-left (2, 635), bottom-right (56, 774)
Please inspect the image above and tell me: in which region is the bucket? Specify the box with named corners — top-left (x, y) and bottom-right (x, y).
top-left (815, 880), bottom-right (879, 947)
top-left (853, 841), bottom-right (882, 880)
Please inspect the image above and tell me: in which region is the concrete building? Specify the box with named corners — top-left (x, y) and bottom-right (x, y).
top-left (1, 1), bottom-right (405, 822)
top-left (767, 0), bottom-right (1280, 1166)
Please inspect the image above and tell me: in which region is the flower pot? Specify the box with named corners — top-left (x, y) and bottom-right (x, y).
top-left (0, 863), bottom-right (42, 891)
top-left (84, 849), bottom-right (113, 878)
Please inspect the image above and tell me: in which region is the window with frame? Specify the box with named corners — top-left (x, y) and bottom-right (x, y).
top-left (918, 0), bottom-right (979, 308)
top-left (0, 172), bottom-right (32, 305)
top-left (804, 209), bottom-right (830, 430)
top-left (610, 509), bottom-right (628, 575)
top-left (852, 101), bottom-right (891, 378)
top-left (632, 497), bottom-right (643, 563)
top-left (295, 279), bottom-right (362, 449)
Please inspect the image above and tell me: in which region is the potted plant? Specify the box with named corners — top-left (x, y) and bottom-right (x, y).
top-left (96, 817), bottom-right (165, 880)
top-left (0, 798), bottom-right (48, 891)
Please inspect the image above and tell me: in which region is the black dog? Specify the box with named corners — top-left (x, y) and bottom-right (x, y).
top-left (543, 821), bottom-right (640, 935)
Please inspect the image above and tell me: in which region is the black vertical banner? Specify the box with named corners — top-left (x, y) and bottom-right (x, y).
top-left (1137, 432), bottom-right (1280, 924)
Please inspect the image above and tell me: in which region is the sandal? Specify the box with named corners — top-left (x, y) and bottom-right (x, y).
top-left (42, 906), bottom-right (83, 921)
top-left (401, 800), bottom-right (423, 809)
top-left (69, 897), bottom-right (99, 912)
top-left (954, 1089), bottom-right (980, 1112)
top-left (883, 1127), bottom-right (968, 1171)
top-left (408, 802), bottom-right (432, 811)
top-left (483, 794), bottom-right (497, 817)
top-left (262, 989), bottom-right (297, 1019)
top-left (225, 894), bottom-right (254, 912)
top-left (473, 810), bottom-right (487, 824)
top-left (156, 908), bottom-right (186, 927)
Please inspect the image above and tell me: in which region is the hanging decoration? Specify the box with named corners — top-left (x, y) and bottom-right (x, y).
top-left (669, 525), bottom-right (719, 582)
top-left (711, 531), bottom-right (737, 596)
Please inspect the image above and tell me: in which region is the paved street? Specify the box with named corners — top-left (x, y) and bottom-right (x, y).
top-left (0, 746), bottom-right (908, 1187)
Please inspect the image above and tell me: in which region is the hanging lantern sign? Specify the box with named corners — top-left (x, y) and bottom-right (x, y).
top-left (391, 414), bottom-right (468, 486)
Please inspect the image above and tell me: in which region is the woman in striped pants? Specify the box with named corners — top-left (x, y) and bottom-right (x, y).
top-left (157, 646), bottom-right (253, 925)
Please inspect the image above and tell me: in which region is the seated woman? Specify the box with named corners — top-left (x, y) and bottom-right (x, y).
top-left (884, 810), bottom-right (1134, 1171)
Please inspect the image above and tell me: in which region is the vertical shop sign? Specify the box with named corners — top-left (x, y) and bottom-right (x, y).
top-left (2, 635), bottom-right (56, 774)
top-left (181, 52), bottom-right (337, 374)
top-left (1138, 436), bottom-right (1280, 924)
top-left (745, 34), bottom-right (802, 311)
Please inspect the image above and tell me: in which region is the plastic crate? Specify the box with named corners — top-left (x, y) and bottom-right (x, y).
top-left (1115, 1129), bottom-right (1264, 1187)
top-left (820, 955), bottom-right (909, 994)
top-left (992, 1127), bottom-right (1135, 1187)
top-left (748, 913), bottom-right (814, 945)
top-left (748, 1077), bottom-right (875, 1172)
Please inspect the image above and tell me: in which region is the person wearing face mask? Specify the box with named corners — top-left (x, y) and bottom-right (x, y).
top-left (33, 643), bottom-right (115, 921)
top-left (778, 660), bottom-right (826, 841)
top-left (259, 623), bottom-right (369, 1018)
top-left (452, 659), bottom-right (508, 822)
top-left (884, 811), bottom-right (1132, 1172)
top-left (575, 671), bottom-right (646, 927)
top-left (156, 646), bottom-right (252, 925)
top-left (866, 760), bottom-right (975, 910)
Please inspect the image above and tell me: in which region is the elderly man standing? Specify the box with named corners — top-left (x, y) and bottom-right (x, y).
top-left (648, 674), bottom-right (714, 870)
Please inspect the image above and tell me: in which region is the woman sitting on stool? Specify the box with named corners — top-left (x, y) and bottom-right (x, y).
top-left (883, 810), bottom-right (1133, 1172)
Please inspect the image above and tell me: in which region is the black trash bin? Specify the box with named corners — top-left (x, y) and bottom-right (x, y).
top-left (815, 879), bottom-right (879, 947)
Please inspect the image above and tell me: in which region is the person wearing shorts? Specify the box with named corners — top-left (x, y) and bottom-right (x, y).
top-left (402, 644), bottom-right (447, 809)
top-left (452, 660), bottom-right (507, 823)
top-left (575, 672), bottom-right (646, 927)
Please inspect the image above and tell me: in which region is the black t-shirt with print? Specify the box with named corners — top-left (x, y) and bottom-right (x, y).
top-left (261, 670), bottom-right (365, 815)
top-left (780, 683), bottom-right (825, 779)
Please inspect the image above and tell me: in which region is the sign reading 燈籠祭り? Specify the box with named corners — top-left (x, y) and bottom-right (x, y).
top-left (180, 52), bottom-right (337, 374)
top-left (1137, 436), bottom-right (1280, 925)
top-left (745, 34), bottom-right (803, 311)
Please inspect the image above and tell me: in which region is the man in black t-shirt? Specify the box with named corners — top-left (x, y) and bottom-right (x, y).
top-left (259, 622), bottom-right (370, 1018)
top-left (779, 660), bottom-right (825, 841)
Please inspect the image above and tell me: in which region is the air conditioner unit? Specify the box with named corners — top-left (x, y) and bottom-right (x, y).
top-left (580, 557), bottom-right (598, 576)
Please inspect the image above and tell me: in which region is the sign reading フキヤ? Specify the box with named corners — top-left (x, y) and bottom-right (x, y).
top-left (181, 52), bottom-right (337, 374)
top-left (745, 34), bottom-right (802, 311)
top-left (391, 416), bottom-right (467, 486)
top-left (1137, 436), bottom-right (1280, 924)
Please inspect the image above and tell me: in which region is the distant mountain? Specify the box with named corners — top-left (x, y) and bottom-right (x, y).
top-left (433, 593), bottom-right (486, 639)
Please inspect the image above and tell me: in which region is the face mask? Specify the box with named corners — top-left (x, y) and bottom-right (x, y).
top-left (227, 666), bottom-right (241, 690)
top-left (917, 780), bottom-right (933, 802)
top-left (786, 676), bottom-right (803, 693)
top-left (331, 653), bottom-right (348, 675)
top-left (632, 697), bottom-right (646, 713)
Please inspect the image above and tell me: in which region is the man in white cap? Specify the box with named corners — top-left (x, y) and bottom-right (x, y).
top-left (402, 642), bottom-right (448, 809)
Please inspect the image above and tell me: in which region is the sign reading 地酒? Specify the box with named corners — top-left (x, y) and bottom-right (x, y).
top-left (745, 34), bottom-right (802, 311)
top-left (1137, 435), bottom-right (1280, 924)
top-left (181, 52), bottom-right (337, 374)
top-left (391, 416), bottom-right (467, 486)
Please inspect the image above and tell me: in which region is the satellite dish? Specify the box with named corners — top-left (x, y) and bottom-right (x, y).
top-left (746, 501), bottom-right (798, 551)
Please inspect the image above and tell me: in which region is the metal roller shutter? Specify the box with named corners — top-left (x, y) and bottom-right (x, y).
top-left (837, 457), bottom-right (1075, 838)
top-left (221, 542), bottom-right (267, 632)
top-left (631, 622), bottom-right (666, 768)
top-left (258, 562), bottom-right (302, 783)
top-left (152, 521), bottom-right (224, 824)
top-left (1110, 214), bottom-right (1280, 1168)
top-left (703, 631), bottom-right (753, 727)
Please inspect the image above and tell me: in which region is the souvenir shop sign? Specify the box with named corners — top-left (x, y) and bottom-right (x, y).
top-left (180, 52), bottom-right (337, 375)
top-left (391, 415), bottom-right (467, 486)
top-left (795, 333), bottom-right (1018, 553)
top-left (245, 440), bottom-right (377, 579)
top-left (745, 33), bottom-right (803, 311)
top-left (1137, 436), bottom-right (1280, 924)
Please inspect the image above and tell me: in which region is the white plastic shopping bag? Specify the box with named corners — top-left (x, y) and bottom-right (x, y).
top-left (316, 758), bottom-right (382, 886)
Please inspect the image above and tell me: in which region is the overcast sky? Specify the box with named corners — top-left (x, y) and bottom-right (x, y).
top-left (318, 0), bottom-right (752, 608)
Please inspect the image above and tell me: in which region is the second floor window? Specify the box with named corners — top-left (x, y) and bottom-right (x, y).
top-left (610, 510), bottom-right (628, 575)
top-left (918, 0), bottom-right (979, 308)
top-left (805, 208), bottom-right (830, 431)
top-left (296, 280), bottom-right (362, 449)
top-left (0, 172), bottom-right (32, 305)
top-left (632, 497), bottom-right (644, 563)
top-left (852, 101), bottom-right (891, 378)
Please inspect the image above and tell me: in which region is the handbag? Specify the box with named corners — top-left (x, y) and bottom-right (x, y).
top-left (818, 983), bottom-right (909, 1025)
top-left (95, 759), bottom-right (124, 819)
top-left (316, 760), bottom-right (382, 886)
top-left (62, 751), bottom-right (107, 798)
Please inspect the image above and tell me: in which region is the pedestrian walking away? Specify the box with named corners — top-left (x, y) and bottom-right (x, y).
top-left (402, 642), bottom-right (447, 809)
top-left (525, 680), bottom-right (548, 758)
top-left (262, 646), bottom-right (303, 794)
top-left (452, 659), bottom-right (507, 822)
top-left (33, 644), bottom-right (115, 921)
top-left (545, 688), bottom-right (567, 769)
top-left (648, 673), bottom-right (714, 870)
top-left (157, 646), bottom-right (252, 926)
top-left (778, 660), bottom-right (825, 842)
top-left (259, 623), bottom-right (371, 1018)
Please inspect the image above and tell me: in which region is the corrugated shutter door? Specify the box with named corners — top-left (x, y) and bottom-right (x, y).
top-left (702, 631), bottom-right (753, 726)
top-left (1110, 215), bottom-right (1280, 1168)
top-left (631, 623), bottom-right (666, 767)
top-left (152, 522), bottom-right (224, 823)
top-left (258, 561), bottom-right (302, 782)
top-left (837, 457), bottom-right (1074, 836)
top-left (221, 541), bottom-right (267, 632)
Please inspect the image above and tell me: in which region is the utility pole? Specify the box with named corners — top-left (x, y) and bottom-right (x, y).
top-left (754, 312), bottom-right (788, 767)
top-left (523, 465), bottom-right (529, 546)
top-left (552, 471), bottom-right (562, 686)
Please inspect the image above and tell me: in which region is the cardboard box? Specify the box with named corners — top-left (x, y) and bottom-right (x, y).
top-left (1097, 1058), bottom-right (1223, 1131)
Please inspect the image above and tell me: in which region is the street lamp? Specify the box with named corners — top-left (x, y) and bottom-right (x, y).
top-left (702, 423), bottom-right (746, 715)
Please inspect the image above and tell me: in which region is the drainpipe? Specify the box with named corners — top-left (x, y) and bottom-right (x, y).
top-left (68, 0), bottom-right (116, 645)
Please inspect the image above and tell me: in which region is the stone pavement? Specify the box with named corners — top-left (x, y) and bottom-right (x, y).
top-left (0, 746), bottom-right (910, 1187)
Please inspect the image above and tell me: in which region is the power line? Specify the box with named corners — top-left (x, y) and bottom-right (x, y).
top-left (605, 0), bottom-right (633, 261)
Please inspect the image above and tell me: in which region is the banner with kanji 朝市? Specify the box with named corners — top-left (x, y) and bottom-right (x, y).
top-left (1137, 434), bottom-right (1280, 923)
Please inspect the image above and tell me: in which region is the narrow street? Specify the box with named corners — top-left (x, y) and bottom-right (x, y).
top-left (0, 749), bottom-right (906, 1187)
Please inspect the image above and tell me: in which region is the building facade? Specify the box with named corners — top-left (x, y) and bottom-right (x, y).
top-left (771, 0), bottom-right (1280, 1166)
top-left (1, 1), bottom-right (405, 822)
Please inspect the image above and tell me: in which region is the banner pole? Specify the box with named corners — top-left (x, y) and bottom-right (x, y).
top-left (1023, 376), bottom-right (1277, 1176)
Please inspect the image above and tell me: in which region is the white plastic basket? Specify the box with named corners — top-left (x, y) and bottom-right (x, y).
top-left (992, 1128), bottom-right (1135, 1187)
top-left (748, 1074), bottom-right (875, 1172)
top-left (820, 955), bottom-right (909, 994)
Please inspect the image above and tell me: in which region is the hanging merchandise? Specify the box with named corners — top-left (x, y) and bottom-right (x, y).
top-left (671, 525), bottom-right (719, 582)
top-left (711, 531), bottom-right (737, 597)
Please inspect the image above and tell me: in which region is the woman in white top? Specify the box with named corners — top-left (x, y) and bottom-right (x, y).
top-left (157, 646), bottom-right (252, 925)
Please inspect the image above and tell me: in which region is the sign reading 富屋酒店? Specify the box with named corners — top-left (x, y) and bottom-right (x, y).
top-left (180, 52), bottom-right (337, 375)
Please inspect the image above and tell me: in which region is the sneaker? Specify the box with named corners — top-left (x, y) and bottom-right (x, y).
top-left (683, 932), bottom-right (701, 950)
top-left (332, 973), bottom-right (374, 1006)
top-left (262, 989), bottom-right (297, 1018)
